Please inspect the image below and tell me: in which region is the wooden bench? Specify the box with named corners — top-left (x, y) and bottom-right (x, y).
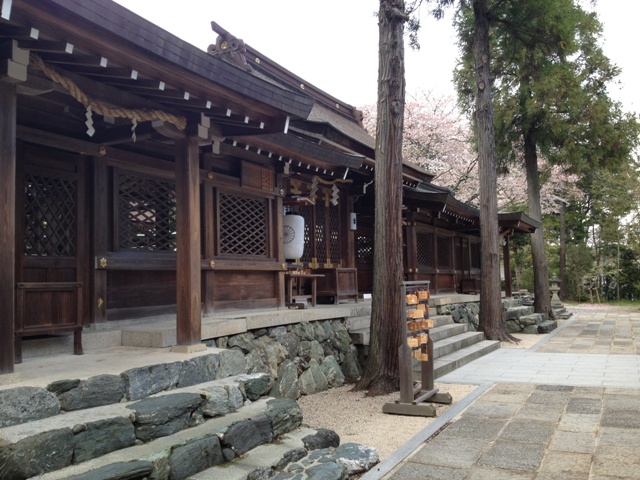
top-left (285, 273), bottom-right (324, 308)
top-left (314, 268), bottom-right (359, 304)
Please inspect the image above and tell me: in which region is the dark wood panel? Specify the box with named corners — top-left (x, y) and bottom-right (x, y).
top-left (213, 271), bottom-right (276, 302)
top-left (22, 268), bottom-right (76, 282)
top-left (357, 267), bottom-right (373, 294)
top-left (106, 270), bottom-right (175, 309)
top-left (15, 282), bottom-right (84, 362)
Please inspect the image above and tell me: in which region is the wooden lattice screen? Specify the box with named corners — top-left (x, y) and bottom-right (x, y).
top-left (298, 204), bottom-right (314, 263)
top-left (328, 205), bottom-right (340, 264)
top-left (24, 173), bottom-right (77, 257)
top-left (416, 232), bottom-right (434, 268)
top-left (219, 192), bottom-right (267, 256)
top-left (314, 200), bottom-right (327, 263)
top-left (436, 236), bottom-right (452, 269)
top-left (355, 234), bottom-right (374, 265)
top-left (118, 173), bottom-right (177, 251)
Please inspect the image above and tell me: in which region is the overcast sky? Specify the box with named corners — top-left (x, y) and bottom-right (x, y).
top-left (115, 1), bottom-right (638, 114)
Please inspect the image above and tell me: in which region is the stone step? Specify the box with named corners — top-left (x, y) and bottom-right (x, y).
top-left (10, 397), bottom-right (305, 480)
top-left (189, 429), bottom-right (378, 480)
top-left (347, 315), bottom-right (371, 331)
top-left (349, 327), bottom-right (370, 346)
top-left (0, 350), bottom-right (251, 428)
top-left (348, 315), bottom-right (456, 346)
top-left (187, 426), bottom-right (319, 480)
top-left (0, 374), bottom-right (277, 479)
top-left (431, 315), bottom-right (454, 327)
top-left (120, 304), bottom-right (372, 349)
top-left (20, 329), bottom-right (123, 359)
top-left (429, 323), bottom-right (468, 343)
top-left (432, 331), bottom-right (486, 359)
top-left (433, 339), bottom-right (500, 378)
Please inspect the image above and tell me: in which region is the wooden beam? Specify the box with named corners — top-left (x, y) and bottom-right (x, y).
top-left (174, 130), bottom-right (202, 347)
top-left (0, 82), bottom-right (16, 373)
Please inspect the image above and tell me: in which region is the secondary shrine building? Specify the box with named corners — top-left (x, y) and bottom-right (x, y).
top-left (0, 0), bottom-right (537, 374)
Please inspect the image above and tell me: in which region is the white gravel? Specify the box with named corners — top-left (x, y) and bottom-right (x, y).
top-left (298, 382), bottom-right (477, 460)
top-left (298, 332), bottom-right (550, 460)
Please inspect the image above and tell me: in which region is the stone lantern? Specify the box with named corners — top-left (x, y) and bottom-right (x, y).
top-left (550, 273), bottom-right (562, 307)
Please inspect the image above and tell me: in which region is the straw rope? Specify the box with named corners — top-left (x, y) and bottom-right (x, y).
top-left (30, 53), bottom-right (186, 131)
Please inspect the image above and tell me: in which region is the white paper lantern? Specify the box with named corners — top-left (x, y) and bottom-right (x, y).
top-left (283, 214), bottom-right (305, 260)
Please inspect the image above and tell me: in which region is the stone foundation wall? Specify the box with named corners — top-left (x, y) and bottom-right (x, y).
top-left (436, 303), bottom-right (480, 331)
top-left (209, 318), bottom-right (363, 399)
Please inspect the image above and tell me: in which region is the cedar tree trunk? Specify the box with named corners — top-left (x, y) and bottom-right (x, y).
top-left (354, 0), bottom-right (408, 395)
top-left (473, 0), bottom-right (515, 342)
top-left (523, 132), bottom-right (553, 319)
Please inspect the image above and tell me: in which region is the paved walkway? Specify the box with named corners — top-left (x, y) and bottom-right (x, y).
top-left (363, 306), bottom-right (640, 480)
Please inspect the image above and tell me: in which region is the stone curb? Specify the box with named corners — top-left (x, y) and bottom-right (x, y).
top-left (358, 382), bottom-right (493, 480)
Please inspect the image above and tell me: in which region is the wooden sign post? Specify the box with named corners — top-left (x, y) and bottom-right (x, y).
top-left (383, 281), bottom-right (452, 417)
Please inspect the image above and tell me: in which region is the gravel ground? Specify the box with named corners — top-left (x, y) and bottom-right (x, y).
top-left (298, 381), bottom-right (477, 460)
top-left (298, 331), bottom-right (550, 460)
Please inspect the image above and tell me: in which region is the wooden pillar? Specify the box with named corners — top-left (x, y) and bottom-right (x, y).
top-left (174, 132), bottom-right (203, 350)
top-left (503, 235), bottom-right (512, 297)
top-left (91, 156), bottom-right (108, 323)
top-left (275, 192), bottom-right (285, 308)
top-left (405, 211), bottom-right (418, 281)
top-left (202, 182), bottom-right (215, 315)
top-left (0, 83), bottom-right (16, 373)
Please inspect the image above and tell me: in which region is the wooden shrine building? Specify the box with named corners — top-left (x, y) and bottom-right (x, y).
top-left (0, 0), bottom-right (537, 374)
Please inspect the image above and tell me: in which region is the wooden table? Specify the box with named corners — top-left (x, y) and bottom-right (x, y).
top-left (285, 273), bottom-right (325, 308)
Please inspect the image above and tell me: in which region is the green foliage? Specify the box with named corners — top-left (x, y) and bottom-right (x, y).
top-left (565, 241), bottom-right (594, 300)
top-left (453, 0), bottom-right (639, 173)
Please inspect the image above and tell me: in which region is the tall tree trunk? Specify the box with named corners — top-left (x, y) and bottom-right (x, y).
top-left (523, 133), bottom-right (553, 319)
top-left (559, 201), bottom-right (567, 300)
top-left (354, 0), bottom-right (407, 395)
top-left (472, 0), bottom-right (514, 342)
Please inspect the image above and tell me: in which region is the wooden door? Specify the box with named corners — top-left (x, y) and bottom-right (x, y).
top-left (14, 145), bottom-right (86, 360)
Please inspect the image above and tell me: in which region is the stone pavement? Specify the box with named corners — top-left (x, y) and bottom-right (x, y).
top-left (363, 306), bottom-right (640, 480)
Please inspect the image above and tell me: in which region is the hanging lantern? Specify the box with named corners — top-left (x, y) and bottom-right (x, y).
top-left (283, 214), bottom-right (305, 260)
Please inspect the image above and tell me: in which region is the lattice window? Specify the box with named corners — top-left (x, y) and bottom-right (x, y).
top-left (219, 192), bottom-right (267, 256)
top-left (24, 173), bottom-right (77, 257)
top-left (436, 236), bottom-right (452, 269)
top-left (298, 205), bottom-right (314, 263)
top-left (328, 205), bottom-right (340, 264)
top-left (470, 242), bottom-right (481, 269)
top-left (416, 232), bottom-right (434, 268)
top-left (355, 235), bottom-right (374, 265)
top-left (118, 173), bottom-right (177, 251)
top-left (315, 201), bottom-right (327, 263)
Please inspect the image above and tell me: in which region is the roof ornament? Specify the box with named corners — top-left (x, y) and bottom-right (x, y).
top-left (208, 22), bottom-right (253, 72)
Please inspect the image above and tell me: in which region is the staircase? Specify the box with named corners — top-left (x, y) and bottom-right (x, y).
top-left (348, 312), bottom-right (500, 379)
top-left (0, 350), bottom-right (378, 480)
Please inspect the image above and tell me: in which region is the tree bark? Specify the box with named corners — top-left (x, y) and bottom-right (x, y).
top-left (559, 201), bottom-right (567, 300)
top-left (354, 0), bottom-right (407, 395)
top-left (523, 133), bottom-right (553, 319)
top-left (472, 0), bottom-right (515, 342)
